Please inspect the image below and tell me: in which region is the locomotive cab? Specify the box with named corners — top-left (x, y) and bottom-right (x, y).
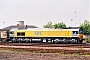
top-left (79, 27), bottom-right (83, 34)
top-left (70, 27), bottom-right (84, 43)
top-left (79, 27), bottom-right (85, 43)
top-left (9, 28), bottom-right (18, 40)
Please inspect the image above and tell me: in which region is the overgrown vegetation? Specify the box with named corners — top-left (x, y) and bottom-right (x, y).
top-left (85, 35), bottom-right (90, 43)
top-left (80, 20), bottom-right (90, 34)
top-left (43, 21), bottom-right (53, 28)
top-left (80, 20), bottom-right (90, 43)
top-left (43, 21), bottom-right (66, 28)
top-left (53, 22), bottom-right (66, 29)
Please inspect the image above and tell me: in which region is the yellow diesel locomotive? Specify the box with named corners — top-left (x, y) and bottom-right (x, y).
top-left (9, 28), bottom-right (85, 43)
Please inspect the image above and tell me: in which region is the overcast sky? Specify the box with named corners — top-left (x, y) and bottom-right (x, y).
top-left (0, 0), bottom-right (89, 28)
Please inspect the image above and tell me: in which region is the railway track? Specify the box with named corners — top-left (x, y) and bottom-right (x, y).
top-left (0, 42), bottom-right (90, 54)
top-left (0, 42), bottom-right (89, 48)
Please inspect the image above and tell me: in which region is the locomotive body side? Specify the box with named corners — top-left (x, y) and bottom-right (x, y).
top-left (14, 29), bottom-right (72, 38)
top-left (11, 28), bottom-right (84, 43)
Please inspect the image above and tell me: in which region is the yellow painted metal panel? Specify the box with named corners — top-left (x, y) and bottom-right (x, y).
top-left (68, 30), bottom-right (72, 37)
top-left (14, 31), bottom-right (17, 37)
top-left (16, 30), bottom-right (26, 32)
top-left (42, 31), bottom-right (49, 37)
top-left (25, 31), bottom-right (34, 37)
top-left (65, 30), bottom-right (72, 37)
top-left (14, 30), bottom-right (26, 37)
top-left (49, 30), bottom-right (66, 37)
top-left (25, 30), bottom-right (50, 37)
top-left (65, 30), bottom-right (68, 37)
top-left (14, 29), bottom-right (73, 38)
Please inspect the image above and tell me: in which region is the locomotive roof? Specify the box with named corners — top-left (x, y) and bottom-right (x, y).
top-left (15, 28), bottom-right (80, 32)
top-left (68, 29), bottom-right (79, 31)
top-left (64, 27), bottom-right (81, 29)
top-left (10, 28), bottom-right (19, 31)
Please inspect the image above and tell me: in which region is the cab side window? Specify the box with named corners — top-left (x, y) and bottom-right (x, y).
top-left (73, 31), bottom-right (78, 34)
top-left (10, 31), bottom-right (14, 34)
top-left (79, 27), bottom-right (83, 34)
top-left (21, 32), bottom-right (25, 36)
top-left (17, 32), bottom-right (25, 36)
top-left (17, 32), bottom-right (20, 36)
top-left (79, 29), bottom-right (83, 34)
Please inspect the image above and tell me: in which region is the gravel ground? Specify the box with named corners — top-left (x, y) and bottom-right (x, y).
top-left (0, 50), bottom-right (90, 60)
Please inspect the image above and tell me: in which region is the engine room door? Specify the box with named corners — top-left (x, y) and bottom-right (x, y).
top-left (66, 30), bottom-right (69, 37)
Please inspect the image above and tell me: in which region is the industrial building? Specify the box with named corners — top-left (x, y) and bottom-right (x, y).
top-left (0, 21), bottom-right (38, 41)
top-left (2, 21), bottom-right (38, 30)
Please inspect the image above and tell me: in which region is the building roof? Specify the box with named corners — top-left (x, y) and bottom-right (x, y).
top-left (2, 25), bottom-right (38, 30)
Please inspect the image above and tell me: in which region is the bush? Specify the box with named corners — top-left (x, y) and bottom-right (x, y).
top-left (85, 35), bottom-right (90, 43)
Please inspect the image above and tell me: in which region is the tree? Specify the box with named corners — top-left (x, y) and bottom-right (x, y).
top-left (80, 20), bottom-right (90, 34)
top-left (53, 22), bottom-right (66, 29)
top-left (43, 21), bottom-right (53, 28)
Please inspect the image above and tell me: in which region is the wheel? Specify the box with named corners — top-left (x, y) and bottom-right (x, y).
top-left (79, 40), bottom-right (83, 44)
top-left (11, 39), bottom-right (15, 43)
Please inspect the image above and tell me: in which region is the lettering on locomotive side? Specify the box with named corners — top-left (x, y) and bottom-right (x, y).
top-left (34, 31), bottom-right (42, 35)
